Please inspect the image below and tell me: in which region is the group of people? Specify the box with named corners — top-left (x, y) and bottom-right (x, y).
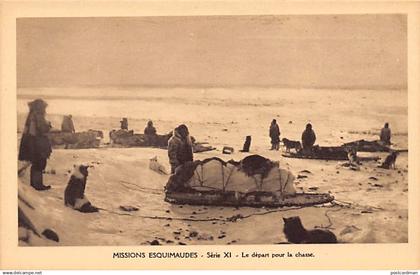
top-left (118, 117), bottom-right (159, 146)
top-left (18, 98), bottom-right (393, 192)
top-left (119, 117), bottom-right (192, 173)
top-left (269, 119), bottom-right (391, 154)
top-left (18, 98), bottom-right (194, 191)
top-left (119, 117), bottom-right (157, 136)
top-left (269, 119), bottom-right (316, 154)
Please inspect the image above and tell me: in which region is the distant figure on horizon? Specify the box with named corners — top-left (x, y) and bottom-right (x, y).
top-left (120, 118), bottom-right (128, 130)
top-left (380, 122), bottom-right (391, 145)
top-left (61, 115), bottom-right (75, 133)
top-left (168, 124), bottom-right (193, 173)
top-left (144, 120), bottom-right (157, 146)
top-left (301, 123), bottom-right (316, 155)
top-left (269, 119), bottom-right (281, 150)
top-left (144, 120), bottom-right (157, 135)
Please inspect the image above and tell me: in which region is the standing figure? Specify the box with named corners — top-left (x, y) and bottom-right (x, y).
top-left (61, 114), bottom-right (75, 133)
top-left (18, 99), bottom-right (52, 191)
top-left (301, 123), bottom-right (316, 155)
top-left (144, 120), bottom-right (157, 146)
top-left (380, 122), bottom-right (391, 145)
top-left (120, 118), bottom-right (128, 130)
top-left (167, 124), bottom-right (193, 173)
top-left (269, 119), bottom-right (281, 150)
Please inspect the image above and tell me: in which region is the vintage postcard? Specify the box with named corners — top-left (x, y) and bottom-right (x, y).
top-left (1, 0), bottom-right (419, 270)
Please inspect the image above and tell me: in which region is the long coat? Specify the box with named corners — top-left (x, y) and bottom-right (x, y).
top-left (269, 123), bottom-right (280, 144)
top-left (61, 116), bottom-right (75, 133)
top-left (301, 129), bottom-right (316, 149)
top-left (168, 130), bottom-right (193, 170)
top-left (380, 127), bottom-right (391, 145)
top-left (18, 111), bottom-right (52, 162)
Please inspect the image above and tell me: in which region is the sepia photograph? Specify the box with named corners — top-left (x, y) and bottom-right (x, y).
top-left (15, 14), bottom-right (408, 247)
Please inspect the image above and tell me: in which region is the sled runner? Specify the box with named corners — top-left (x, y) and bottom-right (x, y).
top-left (282, 143), bottom-right (383, 161)
top-left (165, 190), bottom-right (334, 207)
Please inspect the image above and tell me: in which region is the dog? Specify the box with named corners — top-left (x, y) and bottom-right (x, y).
top-left (64, 164), bottom-right (98, 213)
top-left (149, 156), bottom-right (169, 175)
top-left (282, 138), bottom-right (302, 153)
top-left (378, 151), bottom-right (399, 169)
top-left (346, 147), bottom-right (361, 167)
top-left (283, 216), bottom-right (337, 244)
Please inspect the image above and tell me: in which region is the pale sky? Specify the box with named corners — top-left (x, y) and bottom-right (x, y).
top-left (17, 15), bottom-right (407, 89)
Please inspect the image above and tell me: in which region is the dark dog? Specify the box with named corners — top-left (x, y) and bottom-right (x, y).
top-left (282, 138), bottom-right (302, 153)
top-left (283, 216), bottom-right (337, 244)
top-left (64, 164), bottom-right (98, 213)
top-left (378, 151), bottom-right (399, 169)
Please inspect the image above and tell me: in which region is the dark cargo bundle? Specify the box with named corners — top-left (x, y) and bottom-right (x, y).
top-left (48, 130), bottom-right (104, 149)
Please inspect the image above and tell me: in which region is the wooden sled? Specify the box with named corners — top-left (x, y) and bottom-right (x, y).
top-left (165, 190), bottom-right (334, 208)
top-left (282, 152), bottom-right (380, 162)
top-left (358, 156), bottom-right (381, 161)
top-left (282, 152), bottom-right (348, 161)
top-left (282, 146), bottom-right (348, 160)
top-left (109, 129), bottom-right (215, 152)
top-left (48, 130), bottom-right (103, 149)
top-left (109, 130), bottom-right (171, 148)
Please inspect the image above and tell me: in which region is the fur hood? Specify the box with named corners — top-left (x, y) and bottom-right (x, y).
top-left (170, 128), bottom-right (192, 146)
top-left (28, 99), bottom-right (48, 114)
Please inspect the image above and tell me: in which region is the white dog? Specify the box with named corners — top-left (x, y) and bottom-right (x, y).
top-left (149, 156), bottom-right (169, 175)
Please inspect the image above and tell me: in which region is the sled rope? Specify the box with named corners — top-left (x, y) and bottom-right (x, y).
top-left (119, 180), bottom-right (163, 195)
top-left (98, 205), bottom-right (307, 222)
top-left (312, 199), bottom-right (384, 230)
top-left (221, 162), bottom-right (225, 192)
top-left (315, 207), bottom-right (345, 229)
top-left (223, 166), bottom-right (235, 190)
top-left (99, 198), bottom-right (367, 224)
top-left (332, 199), bottom-right (384, 211)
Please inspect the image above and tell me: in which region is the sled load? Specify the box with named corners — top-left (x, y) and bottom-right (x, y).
top-left (282, 145), bottom-right (349, 160)
top-left (342, 139), bottom-right (391, 152)
top-left (48, 130), bottom-right (104, 149)
top-left (164, 155), bottom-right (334, 207)
top-left (109, 129), bottom-right (168, 148)
top-left (109, 129), bottom-right (215, 153)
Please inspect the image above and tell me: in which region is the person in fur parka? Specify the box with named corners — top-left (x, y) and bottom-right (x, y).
top-left (269, 119), bottom-right (281, 150)
top-left (18, 99), bottom-right (52, 191)
top-left (167, 124), bottom-right (193, 173)
top-left (301, 123), bottom-right (316, 155)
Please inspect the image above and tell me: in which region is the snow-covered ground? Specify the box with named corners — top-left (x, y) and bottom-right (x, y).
top-left (17, 87), bottom-right (408, 245)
